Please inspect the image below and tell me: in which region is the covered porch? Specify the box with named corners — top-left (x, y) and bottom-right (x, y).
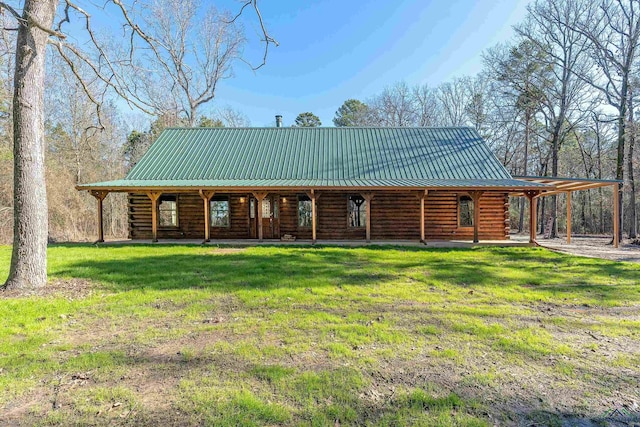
top-left (81, 184), bottom-right (548, 246)
top-left (511, 176), bottom-right (623, 248)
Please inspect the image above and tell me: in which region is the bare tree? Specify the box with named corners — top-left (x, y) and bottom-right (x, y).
top-left (0, 0), bottom-right (275, 291)
top-left (436, 77), bottom-right (472, 126)
top-left (463, 75), bottom-right (490, 135)
top-left (369, 81), bottom-right (418, 126)
top-left (136, 0), bottom-right (246, 125)
top-left (628, 81), bottom-right (638, 237)
top-left (570, 0), bottom-right (640, 242)
top-left (484, 41), bottom-right (551, 232)
top-left (217, 106), bottom-right (251, 127)
top-left (412, 85), bottom-right (439, 127)
top-left (1, 0), bottom-right (59, 290)
top-left (516, 0), bottom-right (592, 237)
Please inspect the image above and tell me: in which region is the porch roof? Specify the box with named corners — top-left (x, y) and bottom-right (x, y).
top-left (511, 176), bottom-right (621, 197)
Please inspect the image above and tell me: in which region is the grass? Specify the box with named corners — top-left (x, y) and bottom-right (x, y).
top-left (1, 243), bottom-right (640, 425)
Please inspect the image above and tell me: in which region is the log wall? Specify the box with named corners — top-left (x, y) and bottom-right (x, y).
top-left (128, 192), bottom-right (252, 240)
top-left (424, 192), bottom-right (510, 240)
top-left (128, 190), bottom-right (510, 241)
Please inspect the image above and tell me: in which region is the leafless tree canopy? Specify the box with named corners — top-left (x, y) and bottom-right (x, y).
top-left (0, 0), bottom-right (276, 290)
top-left (0, 0), bottom-right (640, 290)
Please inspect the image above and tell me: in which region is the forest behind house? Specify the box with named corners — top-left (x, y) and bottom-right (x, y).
top-left (0, 0), bottom-right (638, 244)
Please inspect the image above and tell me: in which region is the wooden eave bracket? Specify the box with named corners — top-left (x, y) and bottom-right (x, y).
top-left (415, 189), bottom-right (429, 199)
top-left (146, 191), bottom-right (162, 202)
top-left (252, 192), bottom-right (268, 201)
top-left (89, 190), bottom-right (109, 201)
top-left (199, 189), bottom-right (215, 201)
top-left (305, 189), bottom-right (322, 200)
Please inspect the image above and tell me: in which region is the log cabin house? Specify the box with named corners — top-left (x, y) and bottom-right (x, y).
top-left (77, 125), bottom-right (622, 246)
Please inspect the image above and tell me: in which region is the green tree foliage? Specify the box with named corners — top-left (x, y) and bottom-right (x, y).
top-left (294, 112), bottom-right (322, 127)
top-left (333, 99), bottom-right (371, 126)
top-left (196, 116), bottom-right (224, 128)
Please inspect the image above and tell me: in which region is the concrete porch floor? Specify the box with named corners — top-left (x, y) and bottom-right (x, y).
top-left (99, 238), bottom-right (533, 248)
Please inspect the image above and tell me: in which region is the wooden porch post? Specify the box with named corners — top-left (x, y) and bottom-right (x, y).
top-left (526, 191), bottom-right (539, 245)
top-left (146, 191), bottom-right (162, 242)
top-left (199, 190), bottom-right (215, 242)
top-left (253, 192), bottom-right (268, 242)
top-left (419, 190), bottom-right (428, 243)
top-left (566, 191), bottom-right (572, 244)
top-left (613, 183), bottom-right (620, 248)
top-left (90, 190), bottom-right (109, 243)
top-left (304, 190), bottom-right (322, 244)
top-left (470, 191), bottom-right (483, 243)
top-left (362, 192), bottom-right (373, 243)
top-left (311, 190), bottom-right (317, 244)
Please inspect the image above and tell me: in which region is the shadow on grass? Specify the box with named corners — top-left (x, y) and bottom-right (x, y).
top-left (48, 244), bottom-right (640, 306)
top-left (53, 248), bottom-right (396, 292)
top-left (382, 247), bottom-right (640, 305)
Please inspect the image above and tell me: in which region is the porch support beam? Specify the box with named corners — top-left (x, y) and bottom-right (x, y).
top-left (89, 190), bottom-right (109, 243)
top-left (305, 190), bottom-right (321, 244)
top-left (146, 191), bottom-right (162, 242)
top-left (199, 190), bottom-right (215, 243)
top-left (362, 192), bottom-right (374, 243)
top-left (525, 191), bottom-right (540, 245)
top-left (613, 183), bottom-right (620, 248)
top-left (311, 190), bottom-right (317, 244)
top-left (566, 191), bottom-right (572, 244)
top-left (419, 190), bottom-right (428, 243)
top-left (470, 191), bottom-right (483, 243)
top-left (253, 192), bottom-right (268, 242)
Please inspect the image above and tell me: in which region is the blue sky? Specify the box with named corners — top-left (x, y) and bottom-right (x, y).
top-left (77, 0), bottom-right (529, 127)
top-left (206, 0), bottom-right (530, 127)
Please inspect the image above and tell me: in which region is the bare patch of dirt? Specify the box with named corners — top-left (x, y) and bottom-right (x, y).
top-left (537, 236), bottom-right (640, 262)
top-left (1, 278), bottom-right (98, 300)
top-left (205, 247), bottom-right (247, 255)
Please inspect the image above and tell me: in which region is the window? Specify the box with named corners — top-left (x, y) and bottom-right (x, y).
top-left (262, 198), bottom-right (271, 218)
top-left (298, 195), bottom-right (313, 227)
top-left (158, 195), bottom-right (178, 227)
top-left (250, 198), bottom-right (255, 219)
top-left (260, 197), bottom-right (279, 219)
top-left (459, 195), bottom-right (474, 227)
top-left (348, 195), bottom-right (366, 228)
top-left (211, 198), bottom-right (230, 227)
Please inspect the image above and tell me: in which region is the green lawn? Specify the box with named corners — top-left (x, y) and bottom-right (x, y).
top-left (1, 244), bottom-right (639, 426)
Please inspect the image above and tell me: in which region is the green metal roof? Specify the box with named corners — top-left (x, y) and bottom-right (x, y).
top-left (78, 127), bottom-right (550, 190)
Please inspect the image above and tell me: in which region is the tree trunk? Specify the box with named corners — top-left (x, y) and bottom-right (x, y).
top-left (627, 89), bottom-right (637, 238)
top-left (2, 0), bottom-right (59, 291)
top-left (518, 112), bottom-right (530, 233)
top-left (616, 79), bottom-right (628, 243)
top-left (549, 111), bottom-right (564, 239)
top-left (596, 122), bottom-right (605, 234)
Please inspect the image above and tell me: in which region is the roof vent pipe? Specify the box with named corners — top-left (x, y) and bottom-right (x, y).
top-left (275, 115), bottom-right (282, 128)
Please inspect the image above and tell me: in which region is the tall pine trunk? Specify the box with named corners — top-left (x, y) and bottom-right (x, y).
top-left (596, 122), bottom-right (605, 234)
top-left (616, 77), bottom-right (628, 244)
top-left (518, 112), bottom-right (530, 233)
top-left (549, 103), bottom-right (566, 239)
top-left (2, 0), bottom-right (59, 291)
top-left (628, 89), bottom-right (637, 238)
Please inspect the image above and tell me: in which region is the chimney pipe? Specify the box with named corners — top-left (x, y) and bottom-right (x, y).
top-left (275, 115), bottom-right (282, 128)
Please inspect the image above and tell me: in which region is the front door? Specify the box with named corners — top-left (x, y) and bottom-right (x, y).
top-left (261, 195), bottom-right (280, 239)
